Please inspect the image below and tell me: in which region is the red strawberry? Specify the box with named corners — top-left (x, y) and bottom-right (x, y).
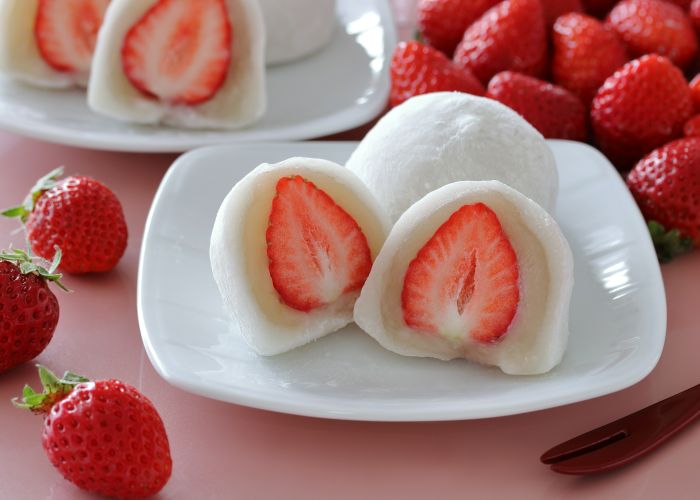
top-left (453, 0), bottom-right (547, 84)
top-left (122, 0), bottom-right (232, 105)
top-left (684, 114), bottom-right (700, 136)
top-left (402, 203), bottom-right (519, 344)
top-left (486, 71), bottom-right (587, 140)
top-left (552, 13), bottom-right (628, 105)
top-left (390, 41), bottom-right (484, 107)
top-left (627, 137), bottom-right (700, 259)
top-left (606, 0), bottom-right (698, 70)
top-left (2, 168), bottom-right (128, 274)
top-left (266, 176), bottom-right (373, 312)
top-left (541, 0), bottom-right (583, 25)
top-left (691, 74), bottom-right (700, 111)
top-left (591, 55), bottom-right (693, 169)
top-left (417, 0), bottom-right (500, 55)
top-left (582, 0), bottom-right (618, 17)
top-left (692, 0), bottom-right (700, 30)
top-left (34, 0), bottom-right (110, 74)
top-left (0, 249), bottom-right (65, 373)
top-left (14, 366), bottom-right (172, 499)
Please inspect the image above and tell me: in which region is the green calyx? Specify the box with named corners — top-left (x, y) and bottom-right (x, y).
top-left (0, 246), bottom-right (69, 291)
top-left (1, 167), bottom-right (64, 223)
top-left (648, 221), bottom-right (694, 263)
top-left (12, 365), bottom-right (89, 415)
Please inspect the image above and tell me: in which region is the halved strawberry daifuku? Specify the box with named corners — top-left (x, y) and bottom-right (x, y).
top-left (266, 176), bottom-right (373, 313)
top-left (402, 203), bottom-right (520, 344)
top-left (353, 180), bottom-right (574, 375)
top-left (210, 157), bottom-right (390, 356)
top-left (121, 0), bottom-right (232, 105)
top-left (35, 0), bottom-right (110, 74)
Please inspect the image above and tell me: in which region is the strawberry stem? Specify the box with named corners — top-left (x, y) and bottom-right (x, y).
top-left (0, 246), bottom-right (69, 291)
top-left (1, 167), bottom-right (64, 223)
top-left (12, 365), bottom-right (89, 415)
top-left (648, 221), bottom-right (694, 262)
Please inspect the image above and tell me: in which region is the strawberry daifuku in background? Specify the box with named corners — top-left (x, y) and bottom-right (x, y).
top-left (353, 181), bottom-right (574, 375)
top-left (88, 0), bottom-right (266, 129)
top-left (0, 0), bottom-right (110, 88)
top-left (210, 157), bottom-right (390, 356)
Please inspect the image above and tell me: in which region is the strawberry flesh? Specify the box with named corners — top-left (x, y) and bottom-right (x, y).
top-left (122, 0), bottom-right (232, 105)
top-left (266, 176), bottom-right (373, 313)
top-left (402, 203), bottom-right (520, 344)
top-left (34, 0), bottom-right (110, 73)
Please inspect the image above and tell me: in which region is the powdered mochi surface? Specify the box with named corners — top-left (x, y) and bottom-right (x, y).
top-left (88, 0), bottom-right (266, 129)
top-left (354, 180), bottom-right (573, 375)
top-left (259, 0), bottom-right (336, 65)
top-left (210, 157), bottom-right (391, 356)
top-left (346, 92), bottom-right (559, 223)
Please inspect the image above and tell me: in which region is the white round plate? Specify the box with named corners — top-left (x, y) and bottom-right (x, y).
top-left (0, 0), bottom-right (394, 152)
top-left (137, 141), bottom-right (666, 421)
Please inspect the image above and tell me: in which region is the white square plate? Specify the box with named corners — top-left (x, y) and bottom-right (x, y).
top-left (137, 141), bottom-right (666, 421)
top-left (0, 0), bottom-right (394, 152)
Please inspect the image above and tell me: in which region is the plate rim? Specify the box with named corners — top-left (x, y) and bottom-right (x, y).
top-left (137, 140), bottom-right (667, 421)
top-left (0, 0), bottom-right (396, 153)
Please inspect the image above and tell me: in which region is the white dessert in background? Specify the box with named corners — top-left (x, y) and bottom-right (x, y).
top-left (346, 92), bottom-right (559, 223)
top-left (210, 157), bottom-right (391, 356)
top-left (0, 0), bottom-right (109, 88)
top-left (354, 181), bottom-right (574, 375)
top-left (88, 0), bottom-right (265, 129)
top-left (259, 0), bottom-right (336, 65)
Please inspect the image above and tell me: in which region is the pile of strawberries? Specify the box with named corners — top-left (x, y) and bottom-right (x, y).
top-left (392, 0), bottom-right (700, 259)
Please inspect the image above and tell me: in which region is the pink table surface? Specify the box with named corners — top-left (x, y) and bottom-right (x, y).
top-left (2, 2), bottom-right (700, 499)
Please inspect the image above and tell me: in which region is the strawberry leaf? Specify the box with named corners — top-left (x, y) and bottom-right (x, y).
top-left (648, 221), bottom-right (694, 262)
top-left (13, 365), bottom-right (90, 414)
top-left (0, 245), bottom-right (70, 291)
top-left (1, 167), bottom-right (63, 223)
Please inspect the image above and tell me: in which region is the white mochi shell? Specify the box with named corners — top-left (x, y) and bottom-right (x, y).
top-left (346, 92), bottom-right (559, 223)
top-left (259, 0), bottom-right (336, 65)
top-left (88, 0), bottom-right (266, 129)
top-left (210, 157), bottom-right (391, 356)
top-left (353, 180), bottom-right (574, 375)
top-left (0, 0), bottom-right (88, 88)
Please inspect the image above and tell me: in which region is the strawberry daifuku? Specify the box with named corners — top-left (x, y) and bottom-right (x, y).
top-left (0, 0), bottom-right (109, 88)
top-left (88, 0), bottom-right (265, 129)
top-left (346, 92), bottom-right (558, 223)
top-left (210, 157), bottom-right (391, 356)
top-left (354, 181), bottom-right (574, 375)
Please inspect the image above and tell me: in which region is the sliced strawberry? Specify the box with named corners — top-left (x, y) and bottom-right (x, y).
top-left (266, 176), bottom-right (373, 313)
top-left (121, 0), bottom-right (232, 105)
top-left (402, 203), bottom-right (520, 344)
top-left (34, 0), bottom-right (110, 73)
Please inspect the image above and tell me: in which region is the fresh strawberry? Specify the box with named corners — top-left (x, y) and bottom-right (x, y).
top-left (582, 0), bottom-right (618, 17)
top-left (453, 0), bottom-right (547, 84)
top-left (684, 114), bottom-right (700, 136)
top-left (34, 0), bottom-right (110, 74)
top-left (541, 0), bottom-right (583, 26)
top-left (552, 13), bottom-right (628, 105)
top-left (486, 71), bottom-right (588, 141)
top-left (402, 203), bottom-right (520, 344)
top-left (122, 0), bottom-right (232, 105)
top-left (692, 0), bottom-right (700, 31)
top-left (591, 55), bottom-right (693, 169)
top-left (606, 0), bottom-right (698, 70)
top-left (691, 74), bottom-right (700, 111)
top-left (2, 168), bottom-right (128, 274)
top-left (417, 0), bottom-right (500, 55)
top-left (390, 41), bottom-right (484, 107)
top-left (266, 176), bottom-right (373, 312)
top-left (0, 249), bottom-right (66, 374)
top-left (627, 137), bottom-right (700, 260)
top-left (14, 366), bottom-right (172, 499)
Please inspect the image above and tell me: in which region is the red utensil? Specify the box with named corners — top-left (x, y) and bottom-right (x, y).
top-left (541, 383), bottom-right (700, 474)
